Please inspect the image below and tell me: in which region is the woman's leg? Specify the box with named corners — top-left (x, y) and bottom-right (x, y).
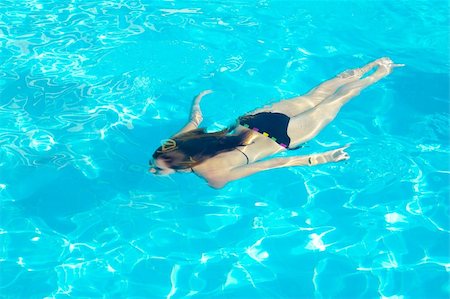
top-left (246, 59), bottom-right (381, 117)
top-left (287, 59), bottom-right (396, 147)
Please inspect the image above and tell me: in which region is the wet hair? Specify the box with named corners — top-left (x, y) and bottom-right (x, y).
top-left (152, 127), bottom-right (253, 170)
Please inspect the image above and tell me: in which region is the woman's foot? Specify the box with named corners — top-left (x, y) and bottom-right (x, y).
top-left (337, 60), bottom-right (378, 79)
top-left (374, 57), bottom-right (405, 75)
top-left (338, 57), bottom-right (404, 79)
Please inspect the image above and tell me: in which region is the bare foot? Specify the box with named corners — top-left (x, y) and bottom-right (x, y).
top-left (374, 57), bottom-right (405, 74)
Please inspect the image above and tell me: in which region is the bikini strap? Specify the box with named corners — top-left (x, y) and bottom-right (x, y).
top-left (235, 147), bottom-right (250, 164)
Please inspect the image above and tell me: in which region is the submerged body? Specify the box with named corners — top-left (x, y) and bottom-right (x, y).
top-left (150, 57), bottom-right (403, 188)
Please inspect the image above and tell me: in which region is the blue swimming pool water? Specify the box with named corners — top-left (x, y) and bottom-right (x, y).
top-left (1, 0), bottom-right (449, 298)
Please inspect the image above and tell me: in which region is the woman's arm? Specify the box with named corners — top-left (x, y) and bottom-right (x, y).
top-left (208, 145), bottom-right (350, 188)
top-left (174, 90), bottom-right (213, 136)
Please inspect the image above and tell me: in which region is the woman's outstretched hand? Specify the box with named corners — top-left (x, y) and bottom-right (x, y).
top-left (174, 90), bottom-right (214, 135)
top-left (194, 89), bottom-right (213, 104)
top-left (198, 89), bottom-right (214, 96)
top-left (189, 90), bottom-right (213, 126)
top-left (309, 144), bottom-right (351, 165)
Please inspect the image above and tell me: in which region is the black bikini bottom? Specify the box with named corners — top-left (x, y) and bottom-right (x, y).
top-left (238, 112), bottom-right (293, 149)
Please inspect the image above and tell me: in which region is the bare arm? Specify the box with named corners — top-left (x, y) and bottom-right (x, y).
top-left (174, 90), bottom-right (213, 136)
top-left (208, 145), bottom-right (350, 188)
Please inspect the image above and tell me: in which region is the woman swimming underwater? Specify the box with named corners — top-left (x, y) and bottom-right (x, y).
top-left (149, 57), bottom-right (403, 189)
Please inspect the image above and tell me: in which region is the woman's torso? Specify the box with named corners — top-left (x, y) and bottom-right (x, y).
top-left (191, 123), bottom-right (285, 178)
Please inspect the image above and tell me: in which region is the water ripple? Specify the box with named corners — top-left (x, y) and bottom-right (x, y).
top-left (1, 0), bottom-right (448, 298)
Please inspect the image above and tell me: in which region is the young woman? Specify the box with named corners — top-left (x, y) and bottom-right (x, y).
top-left (149, 57), bottom-right (403, 189)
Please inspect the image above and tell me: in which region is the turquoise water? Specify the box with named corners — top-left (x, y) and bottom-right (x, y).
top-left (1, 0), bottom-right (449, 298)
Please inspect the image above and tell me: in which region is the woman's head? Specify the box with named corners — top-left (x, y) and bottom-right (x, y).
top-left (148, 156), bottom-right (176, 175)
top-left (149, 128), bottom-right (252, 175)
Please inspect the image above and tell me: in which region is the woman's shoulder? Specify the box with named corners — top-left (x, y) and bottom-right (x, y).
top-left (191, 156), bottom-right (234, 188)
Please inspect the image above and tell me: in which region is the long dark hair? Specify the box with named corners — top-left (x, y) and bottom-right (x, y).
top-left (152, 127), bottom-right (253, 170)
